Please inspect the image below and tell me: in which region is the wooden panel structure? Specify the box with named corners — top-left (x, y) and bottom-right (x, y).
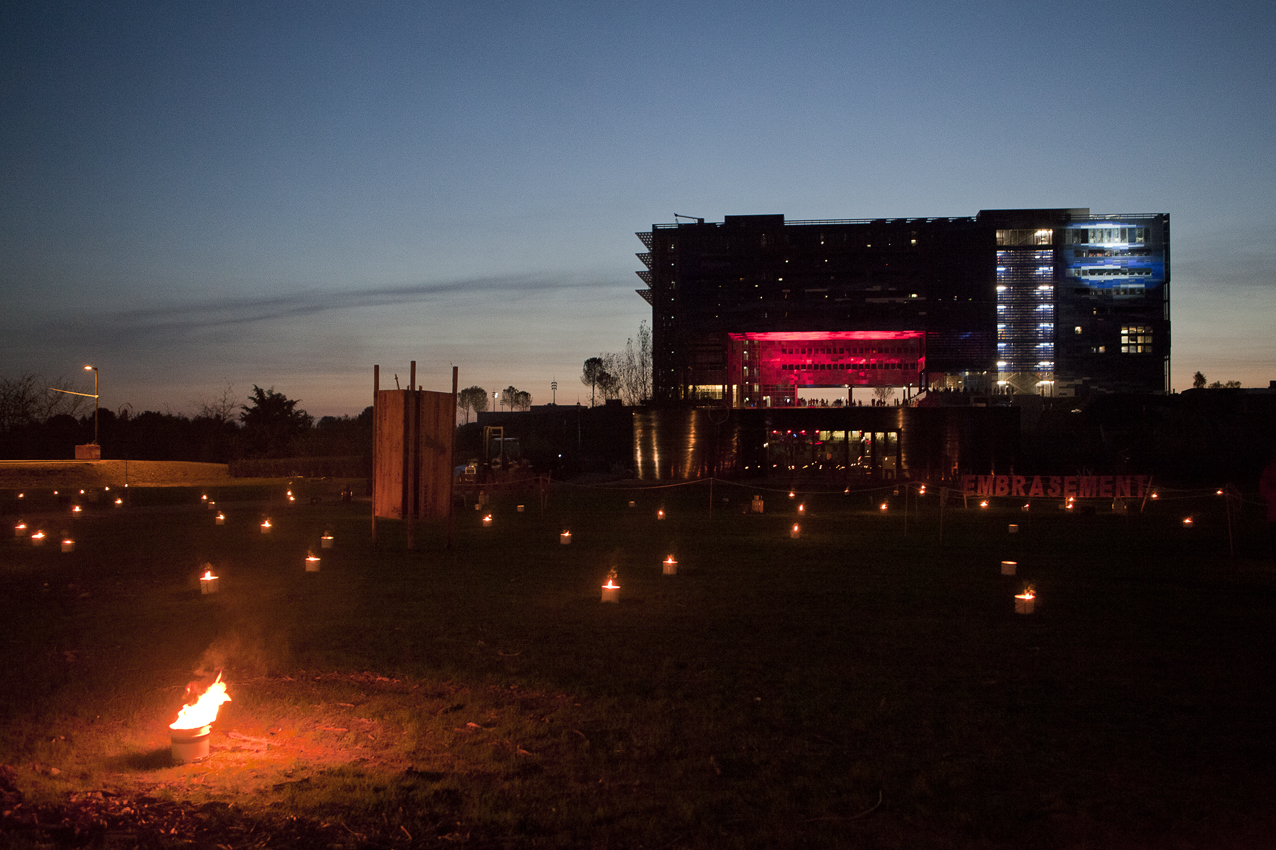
top-left (373, 389), bottom-right (455, 521)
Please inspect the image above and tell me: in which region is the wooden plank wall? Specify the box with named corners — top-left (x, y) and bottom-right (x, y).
top-left (373, 389), bottom-right (454, 520)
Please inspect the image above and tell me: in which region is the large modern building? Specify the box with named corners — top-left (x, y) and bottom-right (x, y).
top-left (635, 209), bottom-right (1169, 406)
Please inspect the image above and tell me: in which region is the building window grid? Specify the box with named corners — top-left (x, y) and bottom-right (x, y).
top-left (996, 250), bottom-right (1055, 374)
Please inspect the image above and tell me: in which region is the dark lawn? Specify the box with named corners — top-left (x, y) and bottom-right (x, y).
top-left (1, 480), bottom-right (1273, 848)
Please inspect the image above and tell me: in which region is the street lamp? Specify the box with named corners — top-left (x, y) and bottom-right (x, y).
top-left (84, 365), bottom-right (99, 445)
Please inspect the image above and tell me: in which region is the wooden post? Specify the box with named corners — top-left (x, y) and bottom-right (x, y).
top-left (405, 361), bottom-right (418, 551)
top-left (372, 365), bottom-right (379, 547)
top-left (447, 365), bottom-right (457, 549)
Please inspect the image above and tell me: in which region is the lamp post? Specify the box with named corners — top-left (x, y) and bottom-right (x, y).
top-left (84, 365), bottom-right (99, 445)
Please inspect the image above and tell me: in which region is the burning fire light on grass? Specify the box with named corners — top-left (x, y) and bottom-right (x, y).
top-left (170, 673), bottom-right (231, 763)
top-left (601, 568), bottom-right (620, 603)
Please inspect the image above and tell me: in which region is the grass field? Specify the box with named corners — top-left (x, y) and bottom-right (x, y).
top-left (1, 477), bottom-right (1274, 848)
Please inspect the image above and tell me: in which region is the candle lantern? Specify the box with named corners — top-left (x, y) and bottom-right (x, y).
top-left (798, 503), bottom-right (805, 515)
top-left (200, 570), bottom-right (219, 594)
top-left (71, 504), bottom-right (82, 516)
top-left (61, 538), bottom-right (75, 553)
top-left (517, 504), bottom-right (525, 513)
top-left (1008, 523), bottom-right (1019, 534)
top-left (751, 496), bottom-right (764, 514)
top-left (1015, 588), bottom-right (1036, 614)
top-left (482, 514), bottom-right (493, 527)
top-left (215, 512), bottom-right (225, 526)
top-left (601, 568), bottom-right (620, 603)
top-left (31, 530), bottom-right (46, 547)
top-left (201, 494), bottom-right (208, 503)
top-left (1182, 516), bottom-right (1193, 527)
top-left (114, 497), bottom-right (124, 507)
top-left (260, 519), bottom-right (272, 534)
top-left (560, 530), bottom-right (572, 545)
top-left (321, 533), bottom-right (334, 549)
top-left (790, 523), bottom-right (801, 539)
top-left (305, 553), bottom-right (321, 572)
top-left (662, 555), bottom-right (678, 576)
top-left (1001, 560), bottom-right (1017, 575)
top-left (788, 491), bottom-right (795, 500)
top-left (879, 502), bottom-right (888, 512)
top-left (979, 500), bottom-right (989, 509)
top-left (14, 522), bottom-right (25, 538)
top-left (207, 500), bottom-right (216, 511)
top-left (628, 501), bottom-right (636, 508)
top-left (656, 509), bottom-right (665, 520)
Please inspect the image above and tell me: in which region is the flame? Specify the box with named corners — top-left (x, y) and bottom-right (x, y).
top-left (72, 505), bottom-right (82, 513)
top-left (115, 498), bottom-right (123, 506)
top-left (261, 519), bottom-right (271, 529)
top-left (1016, 585), bottom-right (1036, 601)
top-left (664, 555), bottom-right (676, 565)
top-left (31, 531), bottom-right (45, 540)
top-left (979, 500), bottom-right (988, 508)
top-left (879, 502), bottom-right (888, 511)
top-left (171, 673), bottom-right (230, 730)
top-left (792, 523), bottom-right (800, 533)
top-left (201, 569), bottom-right (216, 580)
top-left (1183, 517), bottom-right (1193, 526)
top-left (657, 509), bottom-right (665, 519)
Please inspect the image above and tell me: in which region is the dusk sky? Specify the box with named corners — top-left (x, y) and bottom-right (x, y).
top-left (3, 1), bottom-right (1274, 418)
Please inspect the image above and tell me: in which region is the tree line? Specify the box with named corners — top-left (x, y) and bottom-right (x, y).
top-left (0, 376), bottom-right (370, 463)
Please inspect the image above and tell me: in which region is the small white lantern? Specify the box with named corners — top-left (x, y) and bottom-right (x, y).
top-left (560, 531), bottom-right (572, 545)
top-left (61, 538), bottom-right (75, 553)
top-left (601, 569), bottom-right (620, 603)
top-left (31, 531), bottom-right (46, 547)
top-left (790, 523), bottom-right (801, 539)
top-left (1015, 591), bottom-right (1035, 614)
top-left (305, 554), bottom-right (321, 572)
top-left (260, 519), bottom-right (272, 534)
top-left (215, 512), bottom-right (225, 526)
top-left (321, 533), bottom-right (334, 549)
top-left (657, 509), bottom-right (665, 520)
top-left (1001, 560), bottom-right (1017, 575)
top-left (71, 504), bottom-right (83, 517)
top-left (14, 522), bottom-right (26, 538)
top-left (1008, 523), bottom-right (1019, 534)
top-left (662, 556), bottom-right (678, 575)
top-left (482, 514), bottom-right (493, 527)
top-left (628, 501), bottom-right (635, 508)
top-left (200, 570), bottom-right (219, 594)
top-left (517, 504), bottom-right (525, 513)
top-left (751, 496), bottom-right (764, 514)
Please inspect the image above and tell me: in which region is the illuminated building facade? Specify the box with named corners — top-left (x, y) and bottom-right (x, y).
top-left (636, 209), bottom-right (1169, 405)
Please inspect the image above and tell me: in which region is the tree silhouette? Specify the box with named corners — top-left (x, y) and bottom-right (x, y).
top-left (457, 386), bottom-right (489, 423)
top-left (239, 385), bottom-right (312, 457)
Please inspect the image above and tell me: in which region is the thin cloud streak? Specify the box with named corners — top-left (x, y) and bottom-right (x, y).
top-left (104, 273), bottom-right (610, 336)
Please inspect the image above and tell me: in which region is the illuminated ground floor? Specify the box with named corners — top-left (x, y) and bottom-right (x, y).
top-left (633, 405), bottom-right (1019, 482)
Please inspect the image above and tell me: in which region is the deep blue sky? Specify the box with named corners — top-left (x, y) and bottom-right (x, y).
top-left (3, 1), bottom-right (1274, 417)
